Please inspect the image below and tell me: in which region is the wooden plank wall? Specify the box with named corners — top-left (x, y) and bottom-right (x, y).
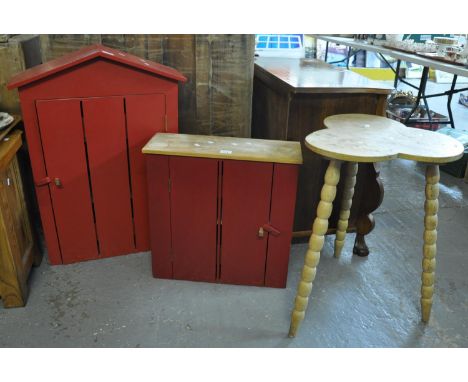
top-left (0, 37), bottom-right (27, 114)
top-left (31, 34), bottom-right (255, 137)
top-left (0, 35), bottom-right (42, 114)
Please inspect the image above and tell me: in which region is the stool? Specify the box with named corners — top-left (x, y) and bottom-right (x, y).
top-left (288, 114), bottom-right (464, 337)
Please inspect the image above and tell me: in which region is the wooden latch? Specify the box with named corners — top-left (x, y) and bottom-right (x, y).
top-left (35, 176), bottom-right (51, 187)
top-left (258, 223), bottom-right (281, 238)
top-left (35, 176), bottom-right (63, 188)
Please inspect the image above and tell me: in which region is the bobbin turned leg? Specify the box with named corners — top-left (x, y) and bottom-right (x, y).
top-left (289, 160), bottom-right (341, 338)
top-left (334, 162), bottom-right (358, 258)
top-left (421, 164), bottom-right (439, 323)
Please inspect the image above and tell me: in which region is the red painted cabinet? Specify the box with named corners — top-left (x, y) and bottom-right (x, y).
top-left (8, 45), bottom-right (186, 264)
top-left (143, 133), bottom-right (302, 288)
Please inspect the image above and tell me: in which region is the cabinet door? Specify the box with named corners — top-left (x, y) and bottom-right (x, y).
top-left (82, 97), bottom-right (135, 258)
top-left (36, 99), bottom-right (99, 263)
top-left (125, 94), bottom-right (166, 252)
top-left (220, 160), bottom-right (273, 286)
top-left (0, 157), bottom-right (35, 304)
top-left (265, 164), bottom-right (298, 288)
top-left (170, 157), bottom-right (218, 282)
top-left (4, 157), bottom-right (34, 276)
top-left (146, 155), bottom-right (172, 279)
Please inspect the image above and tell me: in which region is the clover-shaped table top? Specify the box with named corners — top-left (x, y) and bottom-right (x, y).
top-left (305, 114), bottom-right (464, 164)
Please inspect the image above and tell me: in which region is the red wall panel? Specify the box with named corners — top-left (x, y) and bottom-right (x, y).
top-left (220, 160), bottom-right (273, 286)
top-left (36, 99), bottom-right (99, 263)
top-left (82, 97), bottom-right (135, 258)
top-left (126, 94), bottom-right (166, 252)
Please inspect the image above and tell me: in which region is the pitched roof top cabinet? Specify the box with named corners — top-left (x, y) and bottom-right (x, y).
top-left (8, 44), bottom-right (187, 265)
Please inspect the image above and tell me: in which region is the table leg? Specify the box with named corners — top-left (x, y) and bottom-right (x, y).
top-left (404, 66), bottom-right (429, 126)
top-left (334, 162), bottom-right (358, 258)
top-left (289, 160), bottom-right (341, 338)
top-left (394, 59), bottom-right (401, 89)
top-left (346, 47), bottom-right (352, 69)
top-left (421, 164), bottom-right (439, 323)
top-left (447, 75), bottom-right (457, 129)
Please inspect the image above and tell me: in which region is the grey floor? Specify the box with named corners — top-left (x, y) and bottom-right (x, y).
top-left (1, 161), bottom-right (466, 347)
top-left (1, 81), bottom-right (467, 348)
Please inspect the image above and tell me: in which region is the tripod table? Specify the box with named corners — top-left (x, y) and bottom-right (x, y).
top-left (289, 114), bottom-right (464, 337)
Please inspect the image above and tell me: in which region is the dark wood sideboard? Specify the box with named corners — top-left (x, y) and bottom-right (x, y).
top-left (252, 57), bottom-right (393, 255)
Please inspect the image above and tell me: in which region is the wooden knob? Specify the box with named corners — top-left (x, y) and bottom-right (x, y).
top-left (258, 227), bottom-right (264, 238)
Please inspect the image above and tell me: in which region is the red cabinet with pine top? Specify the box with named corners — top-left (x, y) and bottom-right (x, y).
top-left (8, 45), bottom-right (186, 265)
top-left (143, 133), bottom-right (302, 288)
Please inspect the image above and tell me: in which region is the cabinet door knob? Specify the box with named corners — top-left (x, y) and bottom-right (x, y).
top-left (54, 178), bottom-right (63, 188)
top-left (258, 226), bottom-right (265, 238)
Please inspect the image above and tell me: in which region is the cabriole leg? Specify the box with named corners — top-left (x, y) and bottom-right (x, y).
top-left (421, 164), bottom-right (439, 323)
top-left (289, 160), bottom-right (341, 337)
top-left (334, 162), bottom-right (358, 258)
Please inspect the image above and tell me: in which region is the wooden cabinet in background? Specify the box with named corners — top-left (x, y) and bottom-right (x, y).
top-left (252, 57), bottom-right (393, 255)
top-left (0, 130), bottom-right (40, 308)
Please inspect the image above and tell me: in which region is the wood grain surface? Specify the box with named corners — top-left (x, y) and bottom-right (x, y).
top-left (142, 133), bottom-right (303, 165)
top-left (254, 57), bottom-right (393, 94)
top-left (306, 114), bottom-right (464, 164)
top-left (0, 129), bottom-right (38, 308)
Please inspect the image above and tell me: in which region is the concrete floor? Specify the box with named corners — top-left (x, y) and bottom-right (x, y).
top-left (1, 80), bottom-right (467, 348)
top-left (1, 157), bottom-right (467, 347)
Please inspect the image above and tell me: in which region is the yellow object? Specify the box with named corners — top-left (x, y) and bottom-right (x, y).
top-left (334, 162), bottom-right (358, 258)
top-left (350, 67), bottom-right (396, 81)
top-left (289, 159), bottom-right (341, 338)
top-left (421, 165), bottom-right (439, 322)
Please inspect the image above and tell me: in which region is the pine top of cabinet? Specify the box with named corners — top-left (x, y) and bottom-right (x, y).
top-left (142, 133), bottom-right (303, 165)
